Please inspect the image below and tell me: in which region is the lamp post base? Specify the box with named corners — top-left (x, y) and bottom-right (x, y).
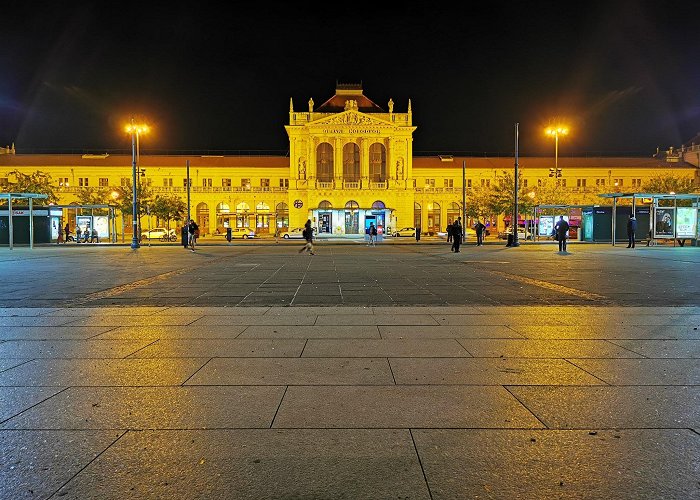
top-left (130, 237), bottom-right (141, 249)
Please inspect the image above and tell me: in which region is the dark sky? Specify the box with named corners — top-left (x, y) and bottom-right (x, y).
top-left (2, 1), bottom-right (698, 156)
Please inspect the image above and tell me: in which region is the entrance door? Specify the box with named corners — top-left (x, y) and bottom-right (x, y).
top-left (319, 213), bottom-right (331, 233)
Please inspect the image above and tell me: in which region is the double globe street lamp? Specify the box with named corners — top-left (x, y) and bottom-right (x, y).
top-left (545, 125), bottom-right (569, 179)
top-left (125, 119), bottom-right (149, 249)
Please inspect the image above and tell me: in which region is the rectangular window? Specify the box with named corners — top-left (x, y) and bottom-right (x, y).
top-left (58, 177), bottom-right (69, 187)
top-left (99, 177), bottom-right (109, 187)
top-left (261, 178), bottom-right (270, 188)
top-left (120, 177), bottom-right (129, 187)
top-left (632, 178), bottom-right (642, 188)
top-left (163, 178), bottom-right (173, 187)
top-left (222, 178), bottom-right (231, 188)
top-left (614, 178), bottom-right (623, 187)
top-left (279, 178), bottom-right (289, 188)
top-left (183, 178), bottom-right (191, 188)
top-left (538, 179), bottom-right (543, 187)
top-left (0, 178), bottom-right (8, 187)
top-left (425, 178), bottom-right (435, 187)
top-left (467, 179), bottom-right (472, 188)
top-left (577, 179), bottom-right (586, 188)
top-left (557, 179), bottom-right (567, 187)
top-left (522, 179), bottom-right (528, 188)
top-left (481, 179), bottom-right (490, 187)
top-left (241, 178), bottom-right (251, 190)
top-left (202, 178), bottom-right (212, 188)
top-left (443, 179), bottom-right (453, 188)
top-left (596, 178), bottom-right (606, 187)
top-left (78, 177), bottom-right (89, 187)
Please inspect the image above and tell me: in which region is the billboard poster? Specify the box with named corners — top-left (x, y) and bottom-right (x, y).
top-left (94, 216), bottom-right (110, 238)
top-left (76, 216), bottom-right (92, 235)
top-left (538, 216), bottom-right (554, 237)
top-left (675, 207), bottom-right (697, 238)
top-left (654, 208), bottom-right (675, 238)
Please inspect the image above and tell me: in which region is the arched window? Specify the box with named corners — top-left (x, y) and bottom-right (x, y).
top-left (427, 202), bottom-right (441, 234)
top-left (196, 202), bottom-right (209, 234)
top-left (216, 202), bottom-right (230, 213)
top-left (343, 143), bottom-right (360, 182)
top-left (215, 203), bottom-right (231, 233)
top-left (371, 201), bottom-right (385, 209)
top-left (344, 200), bottom-right (359, 234)
top-left (318, 200), bottom-right (333, 209)
top-left (316, 142), bottom-right (333, 182)
top-left (447, 202), bottom-right (461, 225)
top-left (369, 143), bottom-right (386, 182)
top-left (414, 202), bottom-right (422, 228)
top-left (276, 202), bottom-right (289, 231)
top-left (236, 202), bottom-right (250, 213)
top-left (256, 202), bottom-right (270, 212)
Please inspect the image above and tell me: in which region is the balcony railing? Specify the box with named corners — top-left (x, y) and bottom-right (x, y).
top-left (343, 181), bottom-right (360, 190)
top-left (317, 181), bottom-right (334, 189)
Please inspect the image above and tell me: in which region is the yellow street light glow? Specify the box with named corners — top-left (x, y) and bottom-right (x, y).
top-left (527, 191), bottom-right (535, 199)
top-left (111, 191), bottom-right (119, 199)
top-left (124, 123), bottom-right (150, 134)
top-left (545, 126), bottom-right (569, 137)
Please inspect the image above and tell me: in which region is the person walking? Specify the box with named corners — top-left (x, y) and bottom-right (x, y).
top-left (64, 222), bottom-right (70, 243)
top-left (76, 226), bottom-right (82, 243)
top-left (368, 223), bottom-right (377, 246)
top-left (451, 217), bottom-right (462, 252)
top-left (554, 215), bottom-right (570, 252)
top-left (299, 219), bottom-right (315, 255)
top-left (188, 219), bottom-right (199, 251)
top-left (627, 215), bottom-right (637, 248)
top-left (474, 220), bottom-right (486, 246)
top-left (446, 221), bottom-right (453, 243)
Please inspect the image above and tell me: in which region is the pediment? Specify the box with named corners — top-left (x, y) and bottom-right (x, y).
top-left (311, 111), bottom-right (390, 127)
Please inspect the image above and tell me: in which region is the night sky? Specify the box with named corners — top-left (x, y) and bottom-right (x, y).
top-left (2, 2), bottom-right (698, 157)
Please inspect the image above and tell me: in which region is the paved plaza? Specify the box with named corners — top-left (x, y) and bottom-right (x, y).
top-left (1, 240), bottom-right (699, 499)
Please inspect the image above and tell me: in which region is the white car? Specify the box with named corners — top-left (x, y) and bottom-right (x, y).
top-left (141, 227), bottom-right (176, 240)
top-left (229, 227), bottom-right (255, 239)
top-left (392, 227), bottom-right (416, 237)
top-left (280, 227), bottom-right (305, 239)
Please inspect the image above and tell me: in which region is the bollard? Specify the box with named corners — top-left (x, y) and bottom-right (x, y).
top-left (415, 227), bottom-right (421, 241)
top-left (181, 226), bottom-right (188, 248)
top-left (226, 227), bottom-right (232, 243)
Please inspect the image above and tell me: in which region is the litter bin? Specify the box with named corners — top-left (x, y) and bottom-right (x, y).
top-left (226, 227), bottom-right (232, 242)
top-left (415, 227), bottom-right (421, 241)
top-left (181, 226), bottom-right (188, 248)
top-left (506, 233), bottom-right (513, 247)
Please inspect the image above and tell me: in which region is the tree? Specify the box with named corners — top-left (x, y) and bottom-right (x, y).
top-left (76, 187), bottom-right (111, 206)
top-left (0, 170), bottom-right (58, 204)
top-left (642, 174), bottom-right (694, 194)
top-left (110, 181), bottom-right (153, 218)
top-left (464, 186), bottom-right (492, 220)
top-left (487, 170), bottom-right (542, 218)
top-left (150, 194), bottom-right (187, 229)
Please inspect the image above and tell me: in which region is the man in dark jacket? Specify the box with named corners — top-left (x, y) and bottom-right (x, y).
top-left (627, 215), bottom-right (637, 248)
top-left (474, 220), bottom-right (486, 246)
top-left (554, 216), bottom-right (570, 252)
top-left (451, 217), bottom-right (462, 252)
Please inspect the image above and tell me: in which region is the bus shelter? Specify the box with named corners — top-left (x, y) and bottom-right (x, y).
top-left (532, 204), bottom-right (590, 242)
top-left (0, 192), bottom-right (48, 250)
top-left (598, 192), bottom-right (700, 247)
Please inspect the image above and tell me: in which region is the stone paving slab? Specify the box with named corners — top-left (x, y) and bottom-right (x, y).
top-left (412, 429), bottom-right (700, 499)
top-left (302, 339), bottom-right (471, 357)
top-left (92, 324), bottom-right (248, 340)
top-left (390, 358), bottom-right (606, 385)
top-left (456, 338), bottom-right (643, 358)
top-left (0, 429), bottom-right (122, 500)
top-left (50, 429), bottom-right (431, 500)
top-left (0, 326), bottom-right (120, 340)
top-left (129, 339), bottom-right (305, 358)
top-left (378, 324), bottom-right (525, 339)
top-left (0, 339), bottom-right (155, 358)
top-left (273, 386), bottom-right (543, 428)
top-left (568, 358), bottom-right (700, 385)
top-left (507, 386), bottom-right (700, 428)
top-left (238, 325), bottom-right (381, 339)
top-left (186, 358), bottom-right (394, 385)
top-left (610, 339), bottom-right (700, 358)
top-left (1, 386), bottom-right (285, 430)
top-left (0, 386), bottom-right (63, 422)
top-left (0, 358), bottom-right (208, 386)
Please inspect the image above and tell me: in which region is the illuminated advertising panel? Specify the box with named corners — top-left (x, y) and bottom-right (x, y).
top-left (675, 207), bottom-right (697, 238)
top-left (93, 216), bottom-right (110, 238)
top-left (654, 208), bottom-right (675, 238)
top-left (539, 216), bottom-right (554, 237)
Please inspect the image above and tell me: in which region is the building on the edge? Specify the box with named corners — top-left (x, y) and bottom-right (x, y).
top-left (0, 82), bottom-right (698, 238)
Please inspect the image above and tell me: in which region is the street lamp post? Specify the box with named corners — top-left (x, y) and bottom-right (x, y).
top-left (125, 119), bottom-right (149, 249)
top-left (511, 122), bottom-right (520, 247)
top-left (546, 125), bottom-right (568, 179)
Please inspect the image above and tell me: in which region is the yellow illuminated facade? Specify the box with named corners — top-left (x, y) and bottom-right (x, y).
top-left (0, 83), bottom-right (698, 238)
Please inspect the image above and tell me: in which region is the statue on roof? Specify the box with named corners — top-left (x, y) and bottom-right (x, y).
top-left (388, 98), bottom-right (394, 113)
top-left (308, 98), bottom-right (314, 113)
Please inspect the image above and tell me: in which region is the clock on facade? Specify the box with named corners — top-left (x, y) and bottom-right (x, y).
top-left (293, 199), bottom-right (303, 209)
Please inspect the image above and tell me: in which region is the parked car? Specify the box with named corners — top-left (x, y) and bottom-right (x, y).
top-left (229, 227), bottom-right (256, 239)
top-left (498, 227), bottom-right (529, 241)
top-left (392, 227), bottom-right (416, 237)
top-left (280, 227), bottom-right (305, 239)
top-left (141, 227), bottom-right (176, 240)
